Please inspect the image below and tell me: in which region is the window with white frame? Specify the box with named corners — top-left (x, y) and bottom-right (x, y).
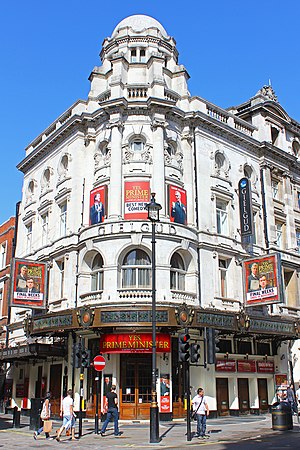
top-left (271, 180), bottom-right (279, 199)
top-left (41, 213), bottom-right (49, 246)
top-left (91, 253), bottom-right (104, 291)
top-left (219, 258), bottom-right (228, 298)
top-left (0, 242), bottom-right (7, 269)
top-left (60, 203), bottom-right (67, 237)
top-left (122, 249), bottom-right (151, 288)
top-left (130, 49), bottom-right (137, 62)
top-left (216, 199), bottom-right (228, 235)
top-left (275, 222), bottom-right (283, 247)
top-left (0, 288), bottom-right (3, 317)
top-left (131, 139), bottom-right (144, 152)
top-left (56, 259), bottom-right (65, 299)
top-left (170, 253), bottom-right (185, 291)
top-left (296, 229), bottom-right (300, 252)
top-left (26, 223), bottom-right (32, 253)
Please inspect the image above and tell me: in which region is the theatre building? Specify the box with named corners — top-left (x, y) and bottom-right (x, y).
top-left (1, 15), bottom-right (300, 419)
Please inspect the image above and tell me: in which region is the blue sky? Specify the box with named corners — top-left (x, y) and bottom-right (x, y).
top-left (1, 0), bottom-right (299, 224)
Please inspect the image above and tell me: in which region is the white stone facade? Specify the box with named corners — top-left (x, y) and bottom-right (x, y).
top-left (5, 15), bottom-right (300, 418)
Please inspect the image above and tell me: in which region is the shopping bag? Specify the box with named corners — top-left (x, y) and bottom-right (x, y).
top-left (43, 420), bottom-right (53, 433)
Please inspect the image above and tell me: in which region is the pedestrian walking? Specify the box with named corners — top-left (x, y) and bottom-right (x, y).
top-left (287, 384), bottom-right (298, 414)
top-left (33, 392), bottom-right (53, 440)
top-left (191, 387), bottom-right (209, 440)
top-left (99, 385), bottom-right (121, 437)
top-left (56, 389), bottom-right (76, 441)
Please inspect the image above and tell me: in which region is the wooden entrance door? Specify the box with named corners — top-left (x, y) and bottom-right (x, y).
top-left (216, 378), bottom-right (229, 415)
top-left (49, 364), bottom-right (62, 416)
top-left (258, 378), bottom-right (268, 411)
top-left (238, 378), bottom-right (250, 413)
top-left (119, 354), bottom-right (151, 420)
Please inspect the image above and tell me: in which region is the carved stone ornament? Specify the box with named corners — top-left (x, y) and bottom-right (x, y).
top-left (175, 303), bottom-right (195, 327)
top-left (76, 307), bottom-right (95, 329)
top-left (256, 85), bottom-right (278, 102)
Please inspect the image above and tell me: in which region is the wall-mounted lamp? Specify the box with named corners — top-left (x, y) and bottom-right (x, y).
top-left (264, 354), bottom-right (268, 362)
top-left (224, 352), bottom-right (229, 360)
top-left (244, 353), bottom-right (249, 360)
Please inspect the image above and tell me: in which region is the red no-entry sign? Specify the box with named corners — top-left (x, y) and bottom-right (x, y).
top-left (93, 355), bottom-right (106, 372)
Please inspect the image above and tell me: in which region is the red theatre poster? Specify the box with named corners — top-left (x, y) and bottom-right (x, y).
top-left (124, 181), bottom-right (150, 220)
top-left (89, 185), bottom-right (107, 225)
top-left (160, 374), bottom-right (171, 413)
top-left (243, 253), bottom-right (282, 307)
top-left (169, 185), bottom-right (187, 225)
top-left (12, 259), bottom-right (47, 309)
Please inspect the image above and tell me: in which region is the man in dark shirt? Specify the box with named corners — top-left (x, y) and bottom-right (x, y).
top-left (100, 385), bottom-right (121, 436)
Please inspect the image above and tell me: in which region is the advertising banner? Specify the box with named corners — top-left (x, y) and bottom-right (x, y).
top-left (169, 185), bottom-right (187, 225)
top-left (257, 361), bottom-right (275, 373)
top-left (12, 259), bottom-right (47, 309)
top-left (238, 177), bottom-right (254, 237)
top-left (89, 185), bottom-right (107, 225)
top-left (160, 374), bottom-right (171, 413)
top-left (100, 333), bottom-right (171, 353)
top-left (243, 253), bottom-right (283, 306)
top-left (124, 181), bottom-right (150, 220)
top-left (215, 360), bottom-right (236, 372)
top-left (237, 360), bottom-right (256, 373)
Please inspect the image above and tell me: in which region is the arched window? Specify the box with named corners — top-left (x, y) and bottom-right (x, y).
top-left (28, 180), bottom-right (35, 195)
top-left (215, 152), bottom-right (225, 169)
top-left (91, 253), bottom-right (104, 291)
top-left (170, 253), bottom-right (185, 290)
top-left (61, 155), bottom-right (69, 171)
top-left (292, 140), bottom-right (300, 157)
top-left (166, 143), bottom-right (176, 156)
top-left (122, 249), bottom-right (151, 288)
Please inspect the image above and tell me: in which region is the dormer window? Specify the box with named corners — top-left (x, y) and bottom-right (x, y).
top-left (140, 49), bottom-right (146, 63)
top-left (131, 49), bottom-right (137, 63)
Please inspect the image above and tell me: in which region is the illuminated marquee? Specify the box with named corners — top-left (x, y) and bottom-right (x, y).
top-left (100, 333), bottom-right (171, 353)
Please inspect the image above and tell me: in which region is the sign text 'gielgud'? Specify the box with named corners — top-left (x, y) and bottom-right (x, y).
top-left (238, 177), bottom-right (254, 237)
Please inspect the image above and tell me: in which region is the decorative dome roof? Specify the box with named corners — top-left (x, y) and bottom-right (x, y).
top-left (112, 14), bottom-right (168, 38)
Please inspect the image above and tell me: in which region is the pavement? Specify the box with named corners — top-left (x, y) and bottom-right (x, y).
top-left (0, 412), bottom-right (300, 449)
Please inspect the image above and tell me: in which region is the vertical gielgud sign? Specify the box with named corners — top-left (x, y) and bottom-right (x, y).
top-left (238, 178), bottom-right (253, 237)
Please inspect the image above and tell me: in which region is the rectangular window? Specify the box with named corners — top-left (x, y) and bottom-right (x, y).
top-left (297, 192), bottom-right (300, 209)
top-left (60, 203), bottom-right (67, 237)
top-left (0, 242), bottom-right (7, 269)
top-left (56, 260), bottom-right (65, 299)
top-left (0, 288), bottom-right (3, 317)
top-left (219, 258), bottom-right (228, 298)
top-left (26, 223), bottom-right (32, 253)
top-left (271, 180), bottom-right (279, 199)
top-left (140, 49), bottom-right (146, 62)
top-left (41, 213), bottom-right (49, 246)
top-left (297, 230), bottom-right (300, 252)
top-left (216, 199), bottom-right (228, 235)
top-left (275, 222), bottom-right (282, 247)
top-left (131, 49), bottom-right (137, 63)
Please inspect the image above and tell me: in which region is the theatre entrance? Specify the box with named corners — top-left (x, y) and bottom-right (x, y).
top-left (119, 354), bottom-right (152, 420)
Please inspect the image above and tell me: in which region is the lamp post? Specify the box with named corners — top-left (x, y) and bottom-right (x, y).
top-left (145, 193), bottom-right (162, 443)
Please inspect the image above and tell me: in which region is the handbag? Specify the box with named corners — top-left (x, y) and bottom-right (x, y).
top-left (43, 420), bottom-right (53, 433)
top-left (40, 402), bottom-right (48, 420)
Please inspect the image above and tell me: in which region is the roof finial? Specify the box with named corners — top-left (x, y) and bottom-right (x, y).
top-left (268, 78), bottom-right (272, 86)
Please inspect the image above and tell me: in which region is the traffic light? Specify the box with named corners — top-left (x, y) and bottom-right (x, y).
top-left (178, 333), bottom-right (190, 362)
top-left (74, 342), bottom-right (82, 368)
top-left (190, 343), bottom-right (201, 364)
top-left (81, 349), bottom-right (91, 368)
top-left (207, 328), bottom-right (220, 364)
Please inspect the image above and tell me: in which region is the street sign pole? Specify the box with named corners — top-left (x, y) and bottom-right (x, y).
top-left (93, 355), bottom-right (106, 435)
top-left (95, 374), bottom-right (100, 434)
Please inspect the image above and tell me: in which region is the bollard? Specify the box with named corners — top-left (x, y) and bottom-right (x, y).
top-left (272, 401), bottom-right (293, 431)
top-left (12, 406), bottom-right (21, 428)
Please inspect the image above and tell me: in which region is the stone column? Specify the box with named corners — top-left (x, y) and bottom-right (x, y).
top-left (151, 116), bottom-right (166, 215)
top-left (108, 117), bottom-right (123, 219)
top-left (283, 173), bottom-right (296, 249)
top-left (182, 128), bottom-right (195, 226)
top-left (260, 163), bottom-right (275, 248)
